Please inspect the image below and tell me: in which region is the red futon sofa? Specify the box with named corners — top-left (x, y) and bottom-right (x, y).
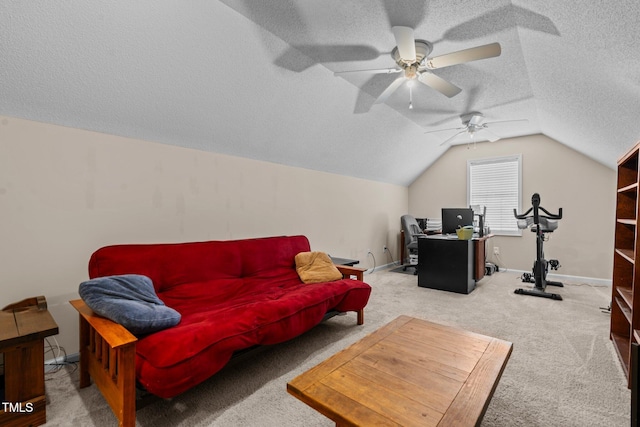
top-left (70, 235), bottom-right (371, 427)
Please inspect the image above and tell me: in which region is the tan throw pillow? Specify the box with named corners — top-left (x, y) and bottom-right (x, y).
top-left (295, 251), bottom-right (343, 284)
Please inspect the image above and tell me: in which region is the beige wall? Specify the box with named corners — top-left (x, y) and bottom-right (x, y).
top-left (0, 116), bottom-right (407, 354)
top-left (1, 119), bottom-right (617, 356)
top-left (409, 134), bottom-right (617, 281)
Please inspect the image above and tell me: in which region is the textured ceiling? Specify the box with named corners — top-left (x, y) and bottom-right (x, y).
top-left (1, 1), bottom-right (639, 186)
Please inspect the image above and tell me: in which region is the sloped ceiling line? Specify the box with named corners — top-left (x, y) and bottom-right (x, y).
top-left (2, 1), bottom-right (640, 188)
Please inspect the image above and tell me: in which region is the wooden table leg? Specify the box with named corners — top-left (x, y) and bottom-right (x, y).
top-left (1, 340), bottom-right (48, 426)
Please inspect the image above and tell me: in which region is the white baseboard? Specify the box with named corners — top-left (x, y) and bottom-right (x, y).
top-left (366, 261), bottom-right (400, 273)
top-left (501, 268), bottom-right (611, 287)
top-left (45, 352), bottom-right (79, 367)
top-left (359, 261), bottom-right (610, 287)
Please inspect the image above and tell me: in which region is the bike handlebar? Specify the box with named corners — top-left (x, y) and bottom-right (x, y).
top-left (513, 193), bottom-right (562, 220)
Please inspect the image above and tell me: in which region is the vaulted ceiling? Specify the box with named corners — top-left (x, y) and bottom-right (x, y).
top-left (1, 1), bottom-right (639, 186)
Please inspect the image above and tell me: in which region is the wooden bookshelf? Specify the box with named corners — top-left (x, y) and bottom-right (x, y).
top-left (611, 141), bottom-right (640, 386)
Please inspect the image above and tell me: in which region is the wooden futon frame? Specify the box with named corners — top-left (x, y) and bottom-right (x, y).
top-left (69, 265), bottom-right (365, 427)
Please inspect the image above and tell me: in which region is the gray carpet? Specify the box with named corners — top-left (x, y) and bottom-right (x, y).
top-left (389, 265), bottom-right (417, 275)
top-left (43, 268), bottom-right (630, 426)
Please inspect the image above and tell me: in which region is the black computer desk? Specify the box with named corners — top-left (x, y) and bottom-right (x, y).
top-left (417, 234), bottom-right (493, 294)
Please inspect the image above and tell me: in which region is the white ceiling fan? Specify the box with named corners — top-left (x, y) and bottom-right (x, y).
top-left (425, 112), bottom-right (529, 146)
top-left (334, 26), bottom-right (502, 108)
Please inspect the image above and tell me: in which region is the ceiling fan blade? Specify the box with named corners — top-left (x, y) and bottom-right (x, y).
top-left (418, 73), bottom-right (462, 98)
top-left (426, 42), bottom-right (501, 69)
top-left (374, 76), bottom-right (406, 104)
top-left (479, 129), bottom-right (502, 142)
top-left (484, 118), bottom-right (529, 125)
top-left (334, 67), bottom-right (402, 76)
top-left (391, 26), bottom-right (416, 62)
top-left (424, 126), bottom-right (465, 134)
top-left (440, 130), bottom-right (467, 146)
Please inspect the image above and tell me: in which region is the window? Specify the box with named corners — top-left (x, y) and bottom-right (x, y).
top-left (467, 155), bottom-right (522, 236)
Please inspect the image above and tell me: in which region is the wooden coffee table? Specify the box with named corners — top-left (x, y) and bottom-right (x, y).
top-left (287, 315), bottom-right (512, 427)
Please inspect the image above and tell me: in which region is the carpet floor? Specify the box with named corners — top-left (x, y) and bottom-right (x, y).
top-left (43, 267), bottom-right (629, 426)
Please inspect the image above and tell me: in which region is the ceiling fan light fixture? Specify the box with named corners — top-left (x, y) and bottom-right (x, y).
top-left (404, 65), bottom-right (418, 80)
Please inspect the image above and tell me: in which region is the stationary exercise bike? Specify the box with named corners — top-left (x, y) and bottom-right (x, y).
top-left (513, 193), bottom-right (564, 300)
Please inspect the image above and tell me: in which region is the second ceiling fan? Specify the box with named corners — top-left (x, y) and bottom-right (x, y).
top-left (425, 112), bottom-right (529, 146)
top-left (335, 26), bottom-right (501, 106)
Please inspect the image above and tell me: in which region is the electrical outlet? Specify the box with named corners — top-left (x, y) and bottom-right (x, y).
top-left (493, 247), bottom-right (500, 255)
top-left (383, 245), bottom-right (387, 252)
top-left (367, 248), bottom-right (371, 254)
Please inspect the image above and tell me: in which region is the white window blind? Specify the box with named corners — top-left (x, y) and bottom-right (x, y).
top-left (467, 155), bottom-right (522, 236)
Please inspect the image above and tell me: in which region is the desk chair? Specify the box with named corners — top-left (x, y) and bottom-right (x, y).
top-left (401, 215), bottom-right (423, 275)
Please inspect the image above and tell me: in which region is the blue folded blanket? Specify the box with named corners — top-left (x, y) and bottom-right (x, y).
top-left (79, 274), bottom-right (181, 335)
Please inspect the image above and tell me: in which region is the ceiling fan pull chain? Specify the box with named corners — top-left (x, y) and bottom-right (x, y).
top-left (409, 85), bottom-right (414, 109)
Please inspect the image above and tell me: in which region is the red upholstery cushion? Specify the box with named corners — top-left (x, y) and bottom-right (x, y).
top-left (238, 235), bottom-right (310, 277)
top-left (89, 240), bottom-right (245, 292)
top-left (87, 235), bottom-right (371, 398)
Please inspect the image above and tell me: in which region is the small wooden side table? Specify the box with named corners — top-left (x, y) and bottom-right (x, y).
top-left (329, 256), bottom-right (360, 267)
top-left (0, 296), bottom-right (59, 427)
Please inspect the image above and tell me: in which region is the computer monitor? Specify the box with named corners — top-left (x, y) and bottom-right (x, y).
top-left (441, 208), bottom-right (474, 234)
